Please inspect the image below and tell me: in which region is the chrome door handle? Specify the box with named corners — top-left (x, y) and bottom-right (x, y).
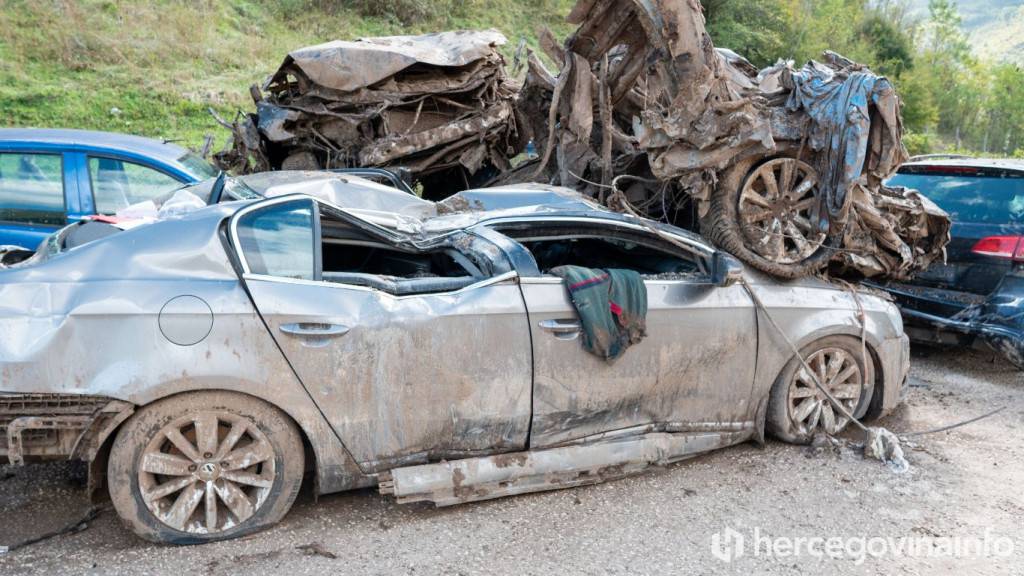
top-left (279, 323), bottom-right (351, 338)
top-left (538, 319), bottom-right (582, 341)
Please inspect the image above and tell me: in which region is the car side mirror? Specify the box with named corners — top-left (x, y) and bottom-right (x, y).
top-left (711, 251), bottom-right (744, 288)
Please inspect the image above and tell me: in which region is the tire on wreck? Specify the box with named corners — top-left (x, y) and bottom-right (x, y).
top-left (702, 151), bottom-right (840, 279)
top-left (107, 391), bottom-right (304, 544)
top-left (766, 335), bottom-right (875, 444)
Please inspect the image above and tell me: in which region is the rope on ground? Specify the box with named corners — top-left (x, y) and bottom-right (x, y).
top-left (900, 406), bottom-right (1007, 439)
top-left (1, 506), bottom-right (105, 555)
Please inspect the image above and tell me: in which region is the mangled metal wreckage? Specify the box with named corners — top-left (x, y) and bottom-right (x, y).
top-left (213, 30), bottom-right (522, 196)
top-left (1, 170), bottom-right (911, 543)
top-left (215, 0), bottom-right (950, 282)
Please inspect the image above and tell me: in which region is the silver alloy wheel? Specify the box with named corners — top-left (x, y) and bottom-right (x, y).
top-left (138, 411), bottom-right (276, 534)
top-left (787, 347), bottom-right (864, 436)
top-left (738, 158), bottom-right (827, 264)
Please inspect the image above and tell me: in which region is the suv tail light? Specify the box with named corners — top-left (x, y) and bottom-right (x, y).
top-left (972, 236), bottom-right (1024, 262)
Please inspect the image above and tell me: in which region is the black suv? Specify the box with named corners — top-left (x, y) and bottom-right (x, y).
top-left (877, 158), bottom-right (1024, 369)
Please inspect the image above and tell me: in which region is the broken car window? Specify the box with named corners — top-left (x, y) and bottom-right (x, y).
top-left (236, 200), bottom-right (316, 281)
top-left (0, 152), bottom-right (66, 226)
top-left (317, 210), bottom-right (485, 296)
top-left (495, 225), bottom-right (703, 279)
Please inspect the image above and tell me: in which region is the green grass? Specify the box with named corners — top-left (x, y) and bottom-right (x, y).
top-left (0, 0), bottom-right (576, 152)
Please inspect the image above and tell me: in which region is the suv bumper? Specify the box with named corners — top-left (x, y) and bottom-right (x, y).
top-left (876, 273), bottom-right (1024, 370)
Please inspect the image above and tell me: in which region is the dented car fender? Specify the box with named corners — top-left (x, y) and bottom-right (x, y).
top-left (0, 207), bottom-right (372, 493)
top-left (746, 277), bottom-right (907, 421)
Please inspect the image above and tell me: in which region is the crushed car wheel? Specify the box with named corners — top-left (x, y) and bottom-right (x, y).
top-left (108, 391), bottom-right (304, 544)
top-left (703, 154), bottom-right (837, 279)
top-left (767, 336), bottom-right (875, 444)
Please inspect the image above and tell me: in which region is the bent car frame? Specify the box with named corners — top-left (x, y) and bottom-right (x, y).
top-left (0, 175), bottom-right (910, 543)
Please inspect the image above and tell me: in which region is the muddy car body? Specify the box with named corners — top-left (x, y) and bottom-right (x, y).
top-left (0, 176), bottom-right (909, 543)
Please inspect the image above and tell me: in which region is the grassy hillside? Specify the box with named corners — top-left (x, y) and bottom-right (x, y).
top-left (0, 0), bottom-right (576, 152)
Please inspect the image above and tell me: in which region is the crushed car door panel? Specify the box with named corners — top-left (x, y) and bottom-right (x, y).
top-left (494, 222), bottom-right (759, 448)
top-left (233, 198), bottom-right (533, 472)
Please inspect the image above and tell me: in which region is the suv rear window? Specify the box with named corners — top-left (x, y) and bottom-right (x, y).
top-left (889, 169), bottom-right (1024, 224)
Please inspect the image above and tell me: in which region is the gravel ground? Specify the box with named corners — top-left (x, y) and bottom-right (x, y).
top-left (1, 347), bottom-right (1022, 575)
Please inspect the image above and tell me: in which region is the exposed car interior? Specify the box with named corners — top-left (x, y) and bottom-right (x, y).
top-left (235, 199), bottom-right (500, 296)
top-left (494, 225), bottom-right (706, 278)
top-left (318, 215), bottom-right (487, 296)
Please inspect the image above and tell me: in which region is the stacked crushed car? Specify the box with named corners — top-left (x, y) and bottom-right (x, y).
top-left (214, 30), bottom-right (523, 195)
top-left (214, 0), bottom-right (951, 282)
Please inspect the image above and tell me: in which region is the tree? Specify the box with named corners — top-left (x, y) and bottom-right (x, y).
top-left (703, 0), bottom-right (789, 67)
top-left (916, 0), bottom-right (985, 149)
top-left (986, 64), bottom-right (1024, 154)
top-left (857, 8), bottom-right (915, 76)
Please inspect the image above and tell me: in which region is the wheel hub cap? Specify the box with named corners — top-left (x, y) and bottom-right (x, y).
top-left (196, 462), bottom-right (221, 482)
top-left (787, 347), bottom-right (864, 436)
top-left (138, 412), bottom-right (276, 534)
top-left (738, 157), bottom-right (828, 265)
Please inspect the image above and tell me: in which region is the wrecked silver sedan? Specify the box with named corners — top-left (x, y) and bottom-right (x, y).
top-left (0, 173), bottom-right (909, 543)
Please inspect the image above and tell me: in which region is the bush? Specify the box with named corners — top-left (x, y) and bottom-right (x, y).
top-left (903, 132), bottom-right (935, 157)
top-left (346, 0), bottom-right (433, 24)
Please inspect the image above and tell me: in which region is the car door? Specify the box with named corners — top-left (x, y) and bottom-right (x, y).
top-left (486, 217), bottom-right (759, 448)
top-left (230, 197), bottom-right (533, 472)
top-left (0, 150), bottom-right (73, 248)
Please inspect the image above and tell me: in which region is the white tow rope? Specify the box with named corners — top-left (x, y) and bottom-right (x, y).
top-left (738, 279), bottom-right (910, 474)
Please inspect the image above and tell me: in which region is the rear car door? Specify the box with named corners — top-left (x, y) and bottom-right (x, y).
top-left (231, 197), bottom-right (533, 472)
top-left (0, 151), bottom-right (71, 248)
top-left (486, 217), bottom-right (759, 448)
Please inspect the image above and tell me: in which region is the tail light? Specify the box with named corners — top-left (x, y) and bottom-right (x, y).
top-left (971, 236), bottom-right (1024, 262)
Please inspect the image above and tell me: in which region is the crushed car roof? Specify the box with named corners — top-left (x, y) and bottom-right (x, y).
top-left (271, 30), bottom-right (509, 93)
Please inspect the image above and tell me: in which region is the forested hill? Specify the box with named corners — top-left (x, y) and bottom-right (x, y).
top-left (908, 0), bottom-right (1024, 63)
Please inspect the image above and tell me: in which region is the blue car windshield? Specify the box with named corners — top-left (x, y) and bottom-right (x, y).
top-left (176, 152), bottom-right (219, 180)
top-left (888, 171), bottom-right (1024, 224)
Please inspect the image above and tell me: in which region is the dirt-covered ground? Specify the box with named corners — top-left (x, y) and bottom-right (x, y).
top-left (1, 347), bottom-right (1022, 576)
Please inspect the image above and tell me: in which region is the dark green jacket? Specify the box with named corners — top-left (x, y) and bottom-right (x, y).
top-left (550, 265), bottom-right (648, 362)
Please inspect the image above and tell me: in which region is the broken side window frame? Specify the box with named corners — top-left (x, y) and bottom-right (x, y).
top-left (229, 194), bottom-right (516, 298)
top-left (476, 216), bottom-right (714, 280)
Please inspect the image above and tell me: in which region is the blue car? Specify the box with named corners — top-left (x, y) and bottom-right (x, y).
top-left (0, 128), bottom-right (218, 248)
